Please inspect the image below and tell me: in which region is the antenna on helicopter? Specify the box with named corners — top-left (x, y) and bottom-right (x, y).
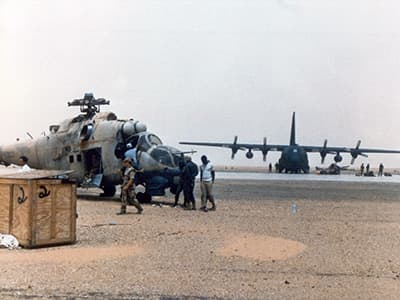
top-left (68, 93), bottom-right (110, 117)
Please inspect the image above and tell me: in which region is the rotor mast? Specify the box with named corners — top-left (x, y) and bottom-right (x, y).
top-left (68, 93), bottom-right (110, 117)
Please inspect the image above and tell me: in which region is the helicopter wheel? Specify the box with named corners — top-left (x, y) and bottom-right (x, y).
top-left (100, 184), bottom-right (116, 197)
top-left (136, 192), bottom-right (152, 203)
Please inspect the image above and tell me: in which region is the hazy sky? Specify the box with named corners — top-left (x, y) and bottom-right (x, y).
top-left (1, 0), bottom-right (400, 167)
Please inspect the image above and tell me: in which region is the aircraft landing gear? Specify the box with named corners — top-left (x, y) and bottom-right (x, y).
top-left (101, 184), bottom-right (116, 197)
top-left (136, 192), bottom-right (152, 203)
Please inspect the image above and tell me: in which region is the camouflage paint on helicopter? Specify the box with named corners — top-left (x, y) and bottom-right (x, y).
top-left (0, 93), bottom-right (184, 200)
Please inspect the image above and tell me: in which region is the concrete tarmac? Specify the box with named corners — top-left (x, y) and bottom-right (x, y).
top-left (0, 178), bottom-right (399, 299)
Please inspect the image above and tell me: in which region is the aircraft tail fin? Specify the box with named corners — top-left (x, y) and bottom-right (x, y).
top-left (290, 112), bottom-right (296, 145)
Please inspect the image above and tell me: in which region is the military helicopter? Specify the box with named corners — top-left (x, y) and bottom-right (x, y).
top-left (0, 93), bottom-right (185, 201)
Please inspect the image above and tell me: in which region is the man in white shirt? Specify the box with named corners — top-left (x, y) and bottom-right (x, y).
top-left (18, 156), bottom-right (32, 172)
top-left (199, 155), bottom-right (216, 212)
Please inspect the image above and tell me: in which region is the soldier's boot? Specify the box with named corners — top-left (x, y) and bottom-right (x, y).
top-left (209, 201), bottom-right (216, 211)
top-left (132, 200), bottom-right (143, 214)
top-left (191, 201), bottom-right (196, 210)
top-left (136, 205), bottom-right (143, 214)
top-left (117, 206), bottom-right (127, 215)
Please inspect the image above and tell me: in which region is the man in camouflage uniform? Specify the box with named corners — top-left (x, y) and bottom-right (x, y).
top-left (117, 157), bottom-right (143, 215)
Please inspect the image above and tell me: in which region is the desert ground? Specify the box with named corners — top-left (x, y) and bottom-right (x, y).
top-left (0, 177), bottom-right (399, 299)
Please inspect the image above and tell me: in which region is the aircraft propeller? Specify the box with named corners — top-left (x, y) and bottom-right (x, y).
top-left (231, 136), bottom-right (240, 159)
top-left (350, 140), bottom-right (368, 164)
top-left (261, 137), bottom-right (268, 161)
top-left (320, 139), bottom-right (335, 164)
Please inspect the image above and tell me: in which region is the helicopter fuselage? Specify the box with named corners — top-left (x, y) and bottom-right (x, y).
top-left (0, 110), bottom-right (183, 198)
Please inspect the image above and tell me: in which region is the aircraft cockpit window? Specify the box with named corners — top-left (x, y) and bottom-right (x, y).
top-left (138, 135), bottom-right (150, 151)
top-left (150, 147), bottom-right (173, 166)
top-left (137, 134), bottom-right (162, 152)
top-left (49, 125), bottom-right (60, 134)
top-left (172, 153), bottom-right (182, 167)
top-left (148, 134), bottom-right (162, 146)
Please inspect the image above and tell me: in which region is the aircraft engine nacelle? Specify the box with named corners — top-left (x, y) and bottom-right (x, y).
top-left (246, 150), bottom-right (254, 159)
top-left (122, 120), bottom-right (147, 137)
top-left (334, 154), bottom-right (343, 163)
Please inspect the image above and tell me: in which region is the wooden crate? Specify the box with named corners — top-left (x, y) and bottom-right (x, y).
top-left (0, 170), bottom-right (76, 248)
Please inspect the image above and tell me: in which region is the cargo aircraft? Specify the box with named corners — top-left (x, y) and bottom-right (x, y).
top-left (0, 93), bottom-right (185, 201)
top-left (180, 112), bottom-right (400, 173)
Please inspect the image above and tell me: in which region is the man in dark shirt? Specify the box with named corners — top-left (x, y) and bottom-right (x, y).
top-left (173, 159), bottom-right (186, 207)
top-left (182, 156), bottom-right (198, 210)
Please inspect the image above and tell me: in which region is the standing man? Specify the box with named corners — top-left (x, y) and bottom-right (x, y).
top-left (360, 163), bottom-right (365, 176)
top-left (182, 156), bottom-right (198, 210)
top-left (173, 159), bottom-right (186, 207)
top-left (378, 163), bottom-right (384, 176)
top-left (366, 163), bottom-right (370, 175)
top-left (200, 155), bottom-right (216, 212)
top-left (117, 157), bottom-right (143, 215)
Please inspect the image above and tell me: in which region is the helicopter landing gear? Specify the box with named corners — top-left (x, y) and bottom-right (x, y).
top-left (100, 184), bottom-right (116, 197)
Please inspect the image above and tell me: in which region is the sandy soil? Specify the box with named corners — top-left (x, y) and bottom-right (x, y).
top-left (217, 233), bottom-right (306, 261)
top-left (0, 179), bottom-right (399, 299)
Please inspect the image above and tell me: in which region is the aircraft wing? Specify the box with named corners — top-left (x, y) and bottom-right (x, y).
top-left (179, 141), bottom-right (287, 152)
top-left (180, 141), bottom-right (400, 155)
top-left (181, 139), bottom-right (400, 164)
top-left (179, 139), bottom-right (288, 161)
top-left (302, 145), bottom-right (400, 154)
top-left (179, 141), bottom-right (247, 151)
top-left (303, 142), bottom-right (400, 164)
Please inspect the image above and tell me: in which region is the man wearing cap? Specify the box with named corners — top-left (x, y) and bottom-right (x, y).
top-left (118, 157), bottom-right (143, 215)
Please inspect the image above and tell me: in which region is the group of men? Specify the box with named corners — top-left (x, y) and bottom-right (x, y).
top-left (173, 155), bottom-right (216, 212)
top-left (359, 163), bottom-right (385, 176)
top-left (117, 150), bottom-right (216, 215)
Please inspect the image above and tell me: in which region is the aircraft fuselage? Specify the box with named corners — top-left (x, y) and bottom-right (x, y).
top-left (279, 145), bottom-right (310, 173)
top-left (0, 109), bottom-right (183, 197)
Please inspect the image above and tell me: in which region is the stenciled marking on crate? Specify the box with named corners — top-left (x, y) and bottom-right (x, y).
top-left (38, 185), bottom-right (51, 198)
top-left (17, 186), bottom-right (27, 204)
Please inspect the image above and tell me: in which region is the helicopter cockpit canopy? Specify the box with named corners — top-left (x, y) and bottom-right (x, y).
top-left (137, 133), bottom-right (162, 152)
top-left (149, 146), bottom-right (175, 166)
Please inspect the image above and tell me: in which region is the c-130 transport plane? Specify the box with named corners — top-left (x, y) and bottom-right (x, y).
top-left (180, 112), bottom-right (400, 173)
